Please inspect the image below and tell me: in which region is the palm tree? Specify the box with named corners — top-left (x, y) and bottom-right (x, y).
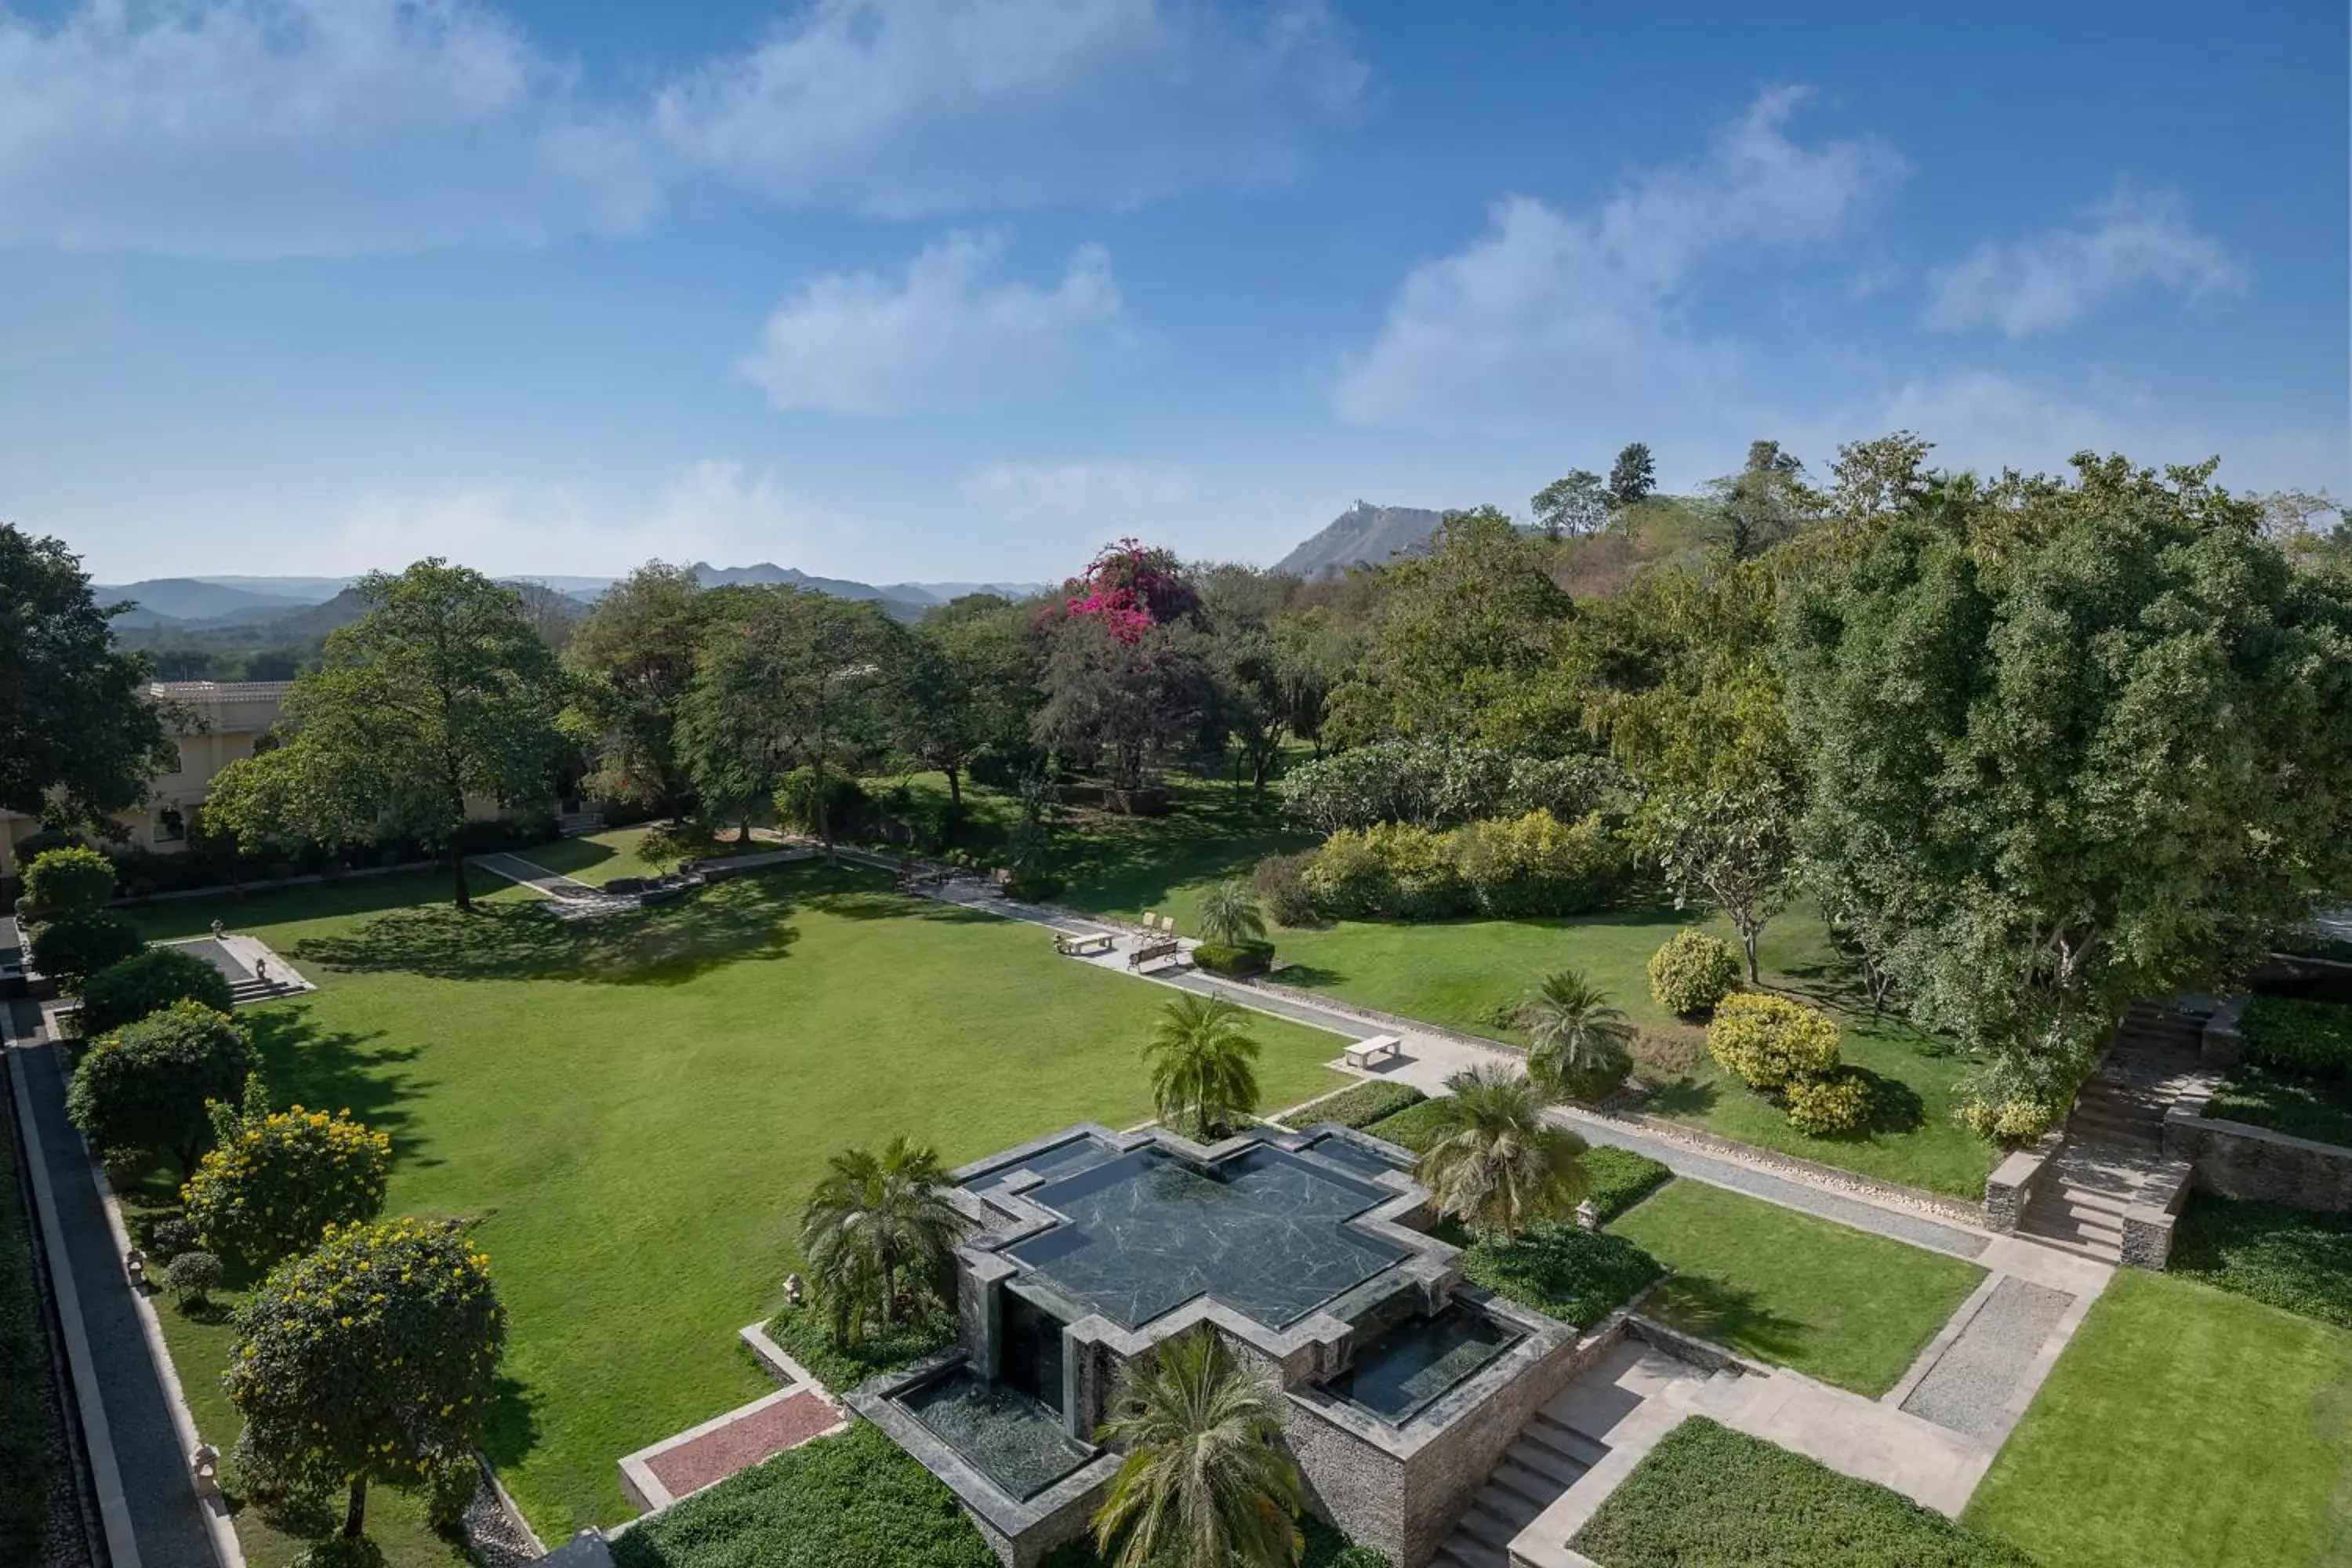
top-left (1196, 879), bottom-right (1268, 948)
top-left (1519, 968), bottom-right (1635, 1103)
top-left (798, 1135), bottom-right (958, 1345)
top-left (1415, 1065), bottom-right (1588, 1242)
top-left (1092, 1327), bottom-right (1305, 1568)
top-left (1145, 994), bottom-right (1262, 1139)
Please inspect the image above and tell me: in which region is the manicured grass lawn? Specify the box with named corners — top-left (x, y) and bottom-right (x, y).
top-left (517, 825), bottom-right (757, 887)
top-left (1965, 1271), bottom-right (2352, 1568)
top-left (1573, 1416), bottom-right (2033, 1566)
top-left (1605, 1179), bottom-right (1984, 1397)
top-left (126, 865), bottom-right (1348, 1545)
top-left (2170, 1192), bottom-right (2352, 1330)
top-left (1272, 902), bottom-right (2000, 1198)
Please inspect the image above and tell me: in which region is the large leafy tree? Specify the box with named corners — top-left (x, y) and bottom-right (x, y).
top-left (1414, 1065), bottom-right (1588, 1241)
top-left (1091, 1327), bottom-right (1305, 1568)
top-left (562, 561), bottom-right (707, 816)
top-left (66, 1001), bottom-right (256, 1174)
top-left (1033, 542), bottom-right (1213, 798)
top-left (898, 594), bottom-right (1036, 815)
top-left (677, 586), bottom-right (895, 855)
top-left (203, 561), bottom-right (568, 910)
top-left (798, 1137), bottom-right (958, 1345)
top-left (0, 525), bottom-right (173, 825)
top-left (1531, 469), bottom-right (1612, 539)
top-left (1780, 452), bottom-right (2352, 1118)
top-left (1711, 439), bottom-right (1814, 559)
top-left (1144, 994), bottom-right (1263, 1139)
top-left (225, 1218), bottom-right (504, 1541)
top-left (1608, 442), bottom-right (1657, 508)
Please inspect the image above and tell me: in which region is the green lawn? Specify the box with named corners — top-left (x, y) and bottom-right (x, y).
top-left (126, 865), bottom-right (1349, 1547)
top-left (517, 825), bottom-right (759, 887)
top-left (1272, 902), bottom-right (2000, 1198)
top-left (2209, 1063), bottom-right (2352, 1151)
top-left (1606, 1179), bottom-right (1985, 1397)
top-left (1966, 1271), bottom-right (2352, 1568)
top-left (1573, 1416), bottom-right (2032, 1567)
top-left (2170, 1192), bottom-right (2352, 1330)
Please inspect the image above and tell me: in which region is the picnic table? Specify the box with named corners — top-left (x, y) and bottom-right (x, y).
top-left (1056, 932), bottom-right (1116, 959)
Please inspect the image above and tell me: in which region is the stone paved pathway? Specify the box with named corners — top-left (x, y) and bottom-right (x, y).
top-left (5, 1000), bottom-right (222, 1568)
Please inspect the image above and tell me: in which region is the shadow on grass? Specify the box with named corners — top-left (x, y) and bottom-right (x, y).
top-left (1651, 1276), bottom-right (1813, 1367)
top-left (247, 1008), bottom-right (438, 1171)
top-left (1271, 962), bottom-right (1348, 989)
top-left (292, 883), bottom-right (802, 986)
top-left (480, 1373), bottom-right (544, 1473)
top-left (1645, 1077), bottom-right (1720, 1118)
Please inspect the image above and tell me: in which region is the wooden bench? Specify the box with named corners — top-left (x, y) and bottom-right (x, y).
top-left (1343, 1034), bottom-right (1403, 1070)
top-left (1128, 938), bottom-right (1184, 971)
top-left (1055, 932), bottom-right (1116, 959)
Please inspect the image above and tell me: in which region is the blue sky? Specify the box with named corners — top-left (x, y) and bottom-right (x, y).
top-left (2, 0), bottom-right (2343, 586)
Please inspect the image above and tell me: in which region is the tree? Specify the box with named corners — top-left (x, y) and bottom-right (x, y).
top-left (1413, 1065), bottom-right (1588, 1241)
top-left (1780, 452), bottom-right (2352, 1127)
top-left (1033, 543), bottom-right (1212, 799)
top-left (225, 1217), bottom-right (504, 1541)
top-left (1519, 970), bottom-right (1635, 1102)
top-left (1711, 439), bottom-right (1813, 559)
top-left (66, 1001), bottom-right (256, 1174)
top-left (1091, 1327), bottom-right (1305, 1568)
top-left (1145, 994), bottom-right (1263, 1138)
top-left (1196, 880), bottom-right (1267, 948)
top-left (899, 595), bottom-right (1035, 815)
top-left (562, 561), bottom-right (707, 816)
top-left (1531, 470), bottom-right (1611, 539)
top-left (183, 1097), bottom-right (392, 1267)
top-left (27, 910), bottom-right (143, 992)
top-left (203, 561), bottom-right (568, 911)
top-left (678, 587), bottom-right (895, 858)
top-left (0, 525), bottom-right (173, 825)
top-left (798, 1137), bottom-right (957, 1346)
top-left (78, 947), bottom-right (236, 1036)
top-left (1608, 443), bottom-right (1657, 509)
top-left (20, 846), bottom-right (115, 916)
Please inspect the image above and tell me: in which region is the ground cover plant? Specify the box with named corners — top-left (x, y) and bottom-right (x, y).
top-left (1572, 1416), bottom-right (2034, 1567)
top-left (1454, 1221), bottom-right (1661, 1330)
top-left (1275, 1078), bottom-right (1425, 1131)
top-left (1965, 1271), bottom-right (2352, 1568)
top-left (1277, 903), bottom-right (1998, 1197)
top-left (1605, 1179), bottom-right (1984, 1397)
top-left (121, 863), bottom-right (1350, 1542)
top-left (608, 1420), bottom-right (998, 1568)
top-left (762, 1304), bottom-right (957, 1396)
top-left (2169, 1192), bottom-right (2352, 1329)
top-left (2207, 1063), bottom-right (2352, 1149)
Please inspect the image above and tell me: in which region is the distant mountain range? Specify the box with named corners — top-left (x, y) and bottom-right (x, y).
top-left (94, 568), bottom-right (1055, 639)
top-left (1274, 502), bottom-right (1449, 578)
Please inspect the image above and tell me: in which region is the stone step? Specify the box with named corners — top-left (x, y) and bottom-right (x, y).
top-left (1494, 1457), bottom-right (1580, 1508)
top-left (1503, 1437), bottom-right (1588, 1490)
top-left (1526, 1411), bottom-right (1611, 1467)
top-left (1474, 1479), bottom-right (1543, 1529)
top-left (2018, 1216), bottom-right (2123, 1263)
top-left (1432, 1537), bottom-right (1505, 1568)
top-left (1455, 1500), bottom-right (1520, 1549)
top-left (2054, 1184), bottom-right (2132, 1218)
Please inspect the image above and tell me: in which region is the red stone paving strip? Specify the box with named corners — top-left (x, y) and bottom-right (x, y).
top-left (644, 1389), bottom-right (844, 1497)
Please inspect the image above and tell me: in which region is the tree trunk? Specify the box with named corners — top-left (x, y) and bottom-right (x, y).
top-left (880, 1261), bottom-right (895, 1328)
top-left (945, 764), bottom-right (963, 815)
top-left (342, 1473), bottom-right (368, 1539)
top-left (1740, 921), bottom-right (1761, 984)
top-left (450, 847), bottom-right (473, 912)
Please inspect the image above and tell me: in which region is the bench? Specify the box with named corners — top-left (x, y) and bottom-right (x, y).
top-left (1056, 932), bottom-right (1116, 959)
top-left (1343, 1034), bottom-right (1403, 1070)
top-left (1128, 938), bottom-right (1184, 971)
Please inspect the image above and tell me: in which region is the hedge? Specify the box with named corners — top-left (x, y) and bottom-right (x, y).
top-left (1583, 1146), bottom-right (1674, 1222)
top-left (1361, 1098), bottom-right (1460, 1152)
top-left (1572, 1417), bottom-right (2034, 1566)
top-left (1457, 1221), bottom-right (1663, 1330)
top-left (78, 947), bottom-right (236, 1036)
top-left (20, 845), bottom-right (115, 916)
top-left (609, 1420), bottom-right (996, 1568)
top-left (1193, 941), bottom-right (1273, 978)
top-left (762, 1305), bottom-right (958, 1397)
top-left (27, 909), bottom-right (144, 992)
top-left (1301, 811), bottom-right (1630, 922)
top-left (1278, 1080), bottom-right (1427, 1131)
top-left (0, 1093), bottom-right (51, 1563)
top-left (2169, 1192), bottom-right (2352, 1330)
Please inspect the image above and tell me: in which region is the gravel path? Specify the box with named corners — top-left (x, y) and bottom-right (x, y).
top-left (1900, 1275), bottom-right (2074, 1438)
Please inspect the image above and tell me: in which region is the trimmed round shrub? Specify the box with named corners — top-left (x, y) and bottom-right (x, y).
top-left (1253, 851), bottom-right (1317, 927)
top-left (1192, 941), bottom-right (1273, 978)
top-left (20, 845), bottom-right (116, 917)
top-left (165, 1250), bottom-right (222, 1308)
top-left (1450, 810), bottom-right (1627, 917)
top-left (66, 1001), bottom-right (257, 1172)
top-left (28, 910), bottom-right (144, 992)
top-left (1648, 930), bottom-right (1743, 1016)
top-left (1784, 1069), bottom-right (1871, 1135)
top-left (147, 1214), bottom-right (201, 1262)
top-left (78, 946), bottom-right (235, 1036)
top-left (183, 1105), bottom-right (392, 1267)
top-left (1707, 993), bottom-right (1840, 1093)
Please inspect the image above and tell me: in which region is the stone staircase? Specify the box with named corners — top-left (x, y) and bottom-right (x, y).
top-left (227, 972), bottom-right (305, 1006)
top-left (2019, 1001), bottom-right (2219, 1262)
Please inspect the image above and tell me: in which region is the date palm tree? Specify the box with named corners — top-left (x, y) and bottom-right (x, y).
top-left (798, 1135), bottom-right (957, 1345)
top-left (1196, 879), bottom-right (1268, 947)
top-left (1415, 1065), bottom-right (1588, 1242)
top-left (1092, 1327), bottom-right (1305, 1568)
top-left (1145, 993), bottom-right (1261, 1139)
top-left (1519, 968), bottom-right (1635, 1103)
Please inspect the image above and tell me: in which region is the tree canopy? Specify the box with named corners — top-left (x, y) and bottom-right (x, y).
top-left (67, 1000), bottom-right (256, 1174)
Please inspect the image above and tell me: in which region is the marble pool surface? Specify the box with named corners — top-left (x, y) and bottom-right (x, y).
top-left (1005, 1145), bottom-right (1405, 1330)
top-left (898, 1366), bottom-right (1095, 1501)
top-left (1328, 1305), bottom-right (1525, 1424)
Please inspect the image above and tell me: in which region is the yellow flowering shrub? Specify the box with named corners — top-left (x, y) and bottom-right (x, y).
top-left (1706, 992), bottom-right (1841, 1092)
top-left (182, 1105), bottom-right (390, 1266)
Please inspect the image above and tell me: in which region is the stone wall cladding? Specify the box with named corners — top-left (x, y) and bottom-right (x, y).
top-left (1983, 1134), bottom-right (2063, 1233)
top-left (2166, 1098), bottom-right (2352, 1214)
top-left (2200, 995), bottom-right (2250, 1069)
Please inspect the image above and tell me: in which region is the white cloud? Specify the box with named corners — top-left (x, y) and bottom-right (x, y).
top-left (961, 459), bottom-right (1196, 524)
top-left (1333, 86), bottom-right (1906, 430)
top-left (1922, 187), bottom-right (2247, 338)
top-left (0, 0), bottom-right (657, 256)
top-left (652, 0), bottom-right (1363, 216)
top-left (742, 230), bottom-right (1123, 415)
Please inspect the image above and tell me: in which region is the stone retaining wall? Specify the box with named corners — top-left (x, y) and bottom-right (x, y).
top-left (2165, 1097), bottom-right (2352, 1213)
top-left (1983, 1134), bottom-right (2063, 1233)
top-left (1608, 1110), bottom-right (1989, 1231)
